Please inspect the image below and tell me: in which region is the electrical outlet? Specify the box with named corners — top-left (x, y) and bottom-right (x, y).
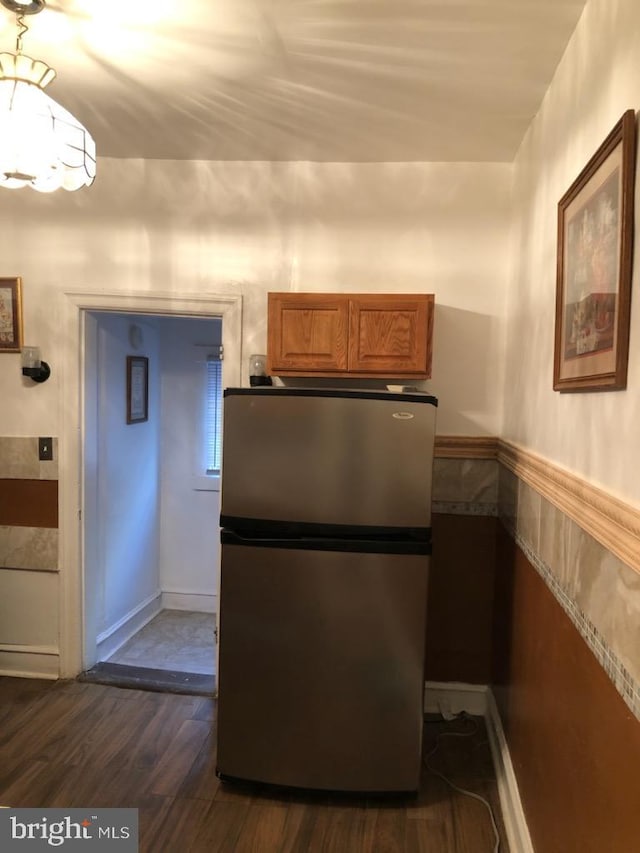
top-left (38, 437), bottom-right (53, 461)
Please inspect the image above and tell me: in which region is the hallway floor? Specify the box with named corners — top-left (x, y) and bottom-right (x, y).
top-left (108, 610), bottom-right (216, 675)
top-left (80, 609), bottom-right (217, 695)
top-left (106, 609), bottom-right (216, 675)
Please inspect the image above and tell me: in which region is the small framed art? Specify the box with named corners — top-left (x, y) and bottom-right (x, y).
top-left (126, 355), bottom-right (149, 424)
top-left (0, 277), bottom-right (23, 353)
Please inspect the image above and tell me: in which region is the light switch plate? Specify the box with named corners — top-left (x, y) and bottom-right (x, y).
top-left (38, 437), bottom-right (53, 461)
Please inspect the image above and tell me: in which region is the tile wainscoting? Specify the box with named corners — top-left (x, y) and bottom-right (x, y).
top-left (498, 440), bottom-right (640, 720)
top-left (434, 436), bottom-right (640, 720)
top-left (0, 437), bottom-right (60, 678)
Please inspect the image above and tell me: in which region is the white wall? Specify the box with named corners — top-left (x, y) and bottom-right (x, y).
top-left (90, 313), bottom-right (161, 638)
top-left (504, 0), bottom-right (640, 506)
top-left (0, 158), bottom-right (511, 438)
top-left (158, 316), bottom-right (222, 610)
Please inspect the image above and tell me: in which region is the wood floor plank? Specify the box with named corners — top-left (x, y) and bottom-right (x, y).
top-left (232, 802), bottom-right (290, 852)
top-left (148, 719), bottom-right (211, 797)
top-left (0, 759), bottom-right (53, 807)
top-left (176, 732), bottom-right (221, 802)
top-left (190, 800), bottom-right (251, 852)
top-left (451, 782), bottom-right (502, 853)
top-left (132, 694), bottom-right (204, 771)
top-left (191, 697), bottom-right (217, 722)
top-left (369, 805), bottom-right (408, 853)
top-left (404, 817), bottom-right (453, 853)
top-left (141, 796), bottom-right (211, 853)
top-left (278, 801), bottom-right (329, 853)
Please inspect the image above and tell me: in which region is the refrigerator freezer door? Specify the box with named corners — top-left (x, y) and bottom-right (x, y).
top-left (220, 389), bottom-right (436, 532)
top-left (216, 540), bottom-right (429, 792)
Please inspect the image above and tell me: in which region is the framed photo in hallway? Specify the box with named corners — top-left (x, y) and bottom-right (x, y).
top-left (0, 277), bottom-right (23, 353)
top-left (554, 109), bottom-right (637, 392)
top-left (126, 355), bottom-right (149, 424)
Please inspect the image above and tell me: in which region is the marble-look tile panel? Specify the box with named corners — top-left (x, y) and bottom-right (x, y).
top-left (515, 479), bottom-right (540, 555)
top-left (568, 521), bottom-right (640, 689)
top-left (38, 438), bottom-right (58, 480)
top-left (0, 526), bottom-right (58, 571)
top-left (498, 465), bottom-right (517, 530)
top-left (432, 458), bottom-right (498, 505)
top-left (0, 437), bottom-right (39, 479)
top-left (0, 437), bottom-right (58, 480)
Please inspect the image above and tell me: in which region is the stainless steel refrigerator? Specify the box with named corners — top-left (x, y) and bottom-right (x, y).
top-left (216, 387), bottom-right (438, 793)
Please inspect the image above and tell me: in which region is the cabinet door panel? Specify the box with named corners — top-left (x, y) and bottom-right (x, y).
top-left (349, 295), bottom-right (432, 375)
top-left (267, 293), bottom-right (349, 373)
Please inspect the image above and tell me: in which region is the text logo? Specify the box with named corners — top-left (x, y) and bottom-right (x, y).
top-left (0, 809), bottom-right (138, 851)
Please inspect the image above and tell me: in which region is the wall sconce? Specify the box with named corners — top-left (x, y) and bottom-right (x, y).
top-left (21, 345), bottom-right (50, 383)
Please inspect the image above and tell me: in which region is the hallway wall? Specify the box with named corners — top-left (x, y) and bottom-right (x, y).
top-left (158, 316), bottom-right (222, 612)
top-left (86, 313), bottom-right (162, 660)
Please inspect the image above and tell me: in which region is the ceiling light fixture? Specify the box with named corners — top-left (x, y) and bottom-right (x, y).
top-left (0, 0), bottom-right (96, 192)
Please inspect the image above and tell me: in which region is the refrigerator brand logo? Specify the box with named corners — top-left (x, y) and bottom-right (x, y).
top-left (392, 412), bottom-right (414, 420)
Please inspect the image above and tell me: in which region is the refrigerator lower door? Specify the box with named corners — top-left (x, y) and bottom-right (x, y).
top-left (216, 538), bottom-right (429, 793)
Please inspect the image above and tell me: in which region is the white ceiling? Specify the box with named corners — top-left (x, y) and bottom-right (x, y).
top-left (0, 0), bottom-right (588, 162)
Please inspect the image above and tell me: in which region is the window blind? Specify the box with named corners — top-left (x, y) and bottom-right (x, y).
top-left (205, 348), bottom-right (223, 475)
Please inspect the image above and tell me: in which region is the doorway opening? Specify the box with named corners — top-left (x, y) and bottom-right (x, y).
top-left (58, 290), bottom-right (243, 694)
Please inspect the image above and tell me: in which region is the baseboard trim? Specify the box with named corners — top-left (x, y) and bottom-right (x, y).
top-left (161, 591), bottom-right (217, 613)
top-left (0, 646), bottom-right (59, 679)
top-left (96, 592), bottom-right (162, 661)
top-left (485, 689), bottom-right (535, 853)
top-left (424, 680), bottom-right (489, 716)
top-left (425, 682), bottom-right (533, 853)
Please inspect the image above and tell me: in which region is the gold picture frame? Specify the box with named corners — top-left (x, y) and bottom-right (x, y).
top-left (553, 110), bottom-right (637, 392)
top-left (0, 277), bottom-right (24, 353)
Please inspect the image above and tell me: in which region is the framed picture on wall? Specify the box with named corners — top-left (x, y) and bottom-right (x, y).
top-left (0, 277), bottom-right (24, 353)
top-left (553, 109), bottom-right (637, 392)
top-left (126, 355), bottom-right (149, 424)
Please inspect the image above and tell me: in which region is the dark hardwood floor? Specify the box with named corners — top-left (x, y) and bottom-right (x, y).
top-left (0, 677), bottom-right (509, 852)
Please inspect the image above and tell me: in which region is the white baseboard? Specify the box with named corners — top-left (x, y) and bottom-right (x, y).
top-left (161, 591), bottom-right (217, 614)
top-left (424, 680), bottom-right (489, 717)
top-left (485, 689), bottom-right (534, 853)
top-left (96, 592), bottom-right (162, 661)
top-left (424, 681), bottom-right (533, 853)
top-left (0, 645), bottom-right (59, 679)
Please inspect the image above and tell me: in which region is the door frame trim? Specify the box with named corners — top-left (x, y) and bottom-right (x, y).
top-left (59, 289), bottom-right (243, 677)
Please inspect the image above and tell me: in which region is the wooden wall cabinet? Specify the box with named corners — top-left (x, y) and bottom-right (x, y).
top-left (267, 292), bottom-right (434, 378)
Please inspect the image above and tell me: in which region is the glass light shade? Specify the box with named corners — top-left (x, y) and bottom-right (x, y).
top-left (21, 345), bottom-right (41, 369)
top-left (0, 53), bottom-right (96, 192)
top-left (21, 344), bottom-right (50, 382)
top-left (248, 354), bottom-right (267, 377)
